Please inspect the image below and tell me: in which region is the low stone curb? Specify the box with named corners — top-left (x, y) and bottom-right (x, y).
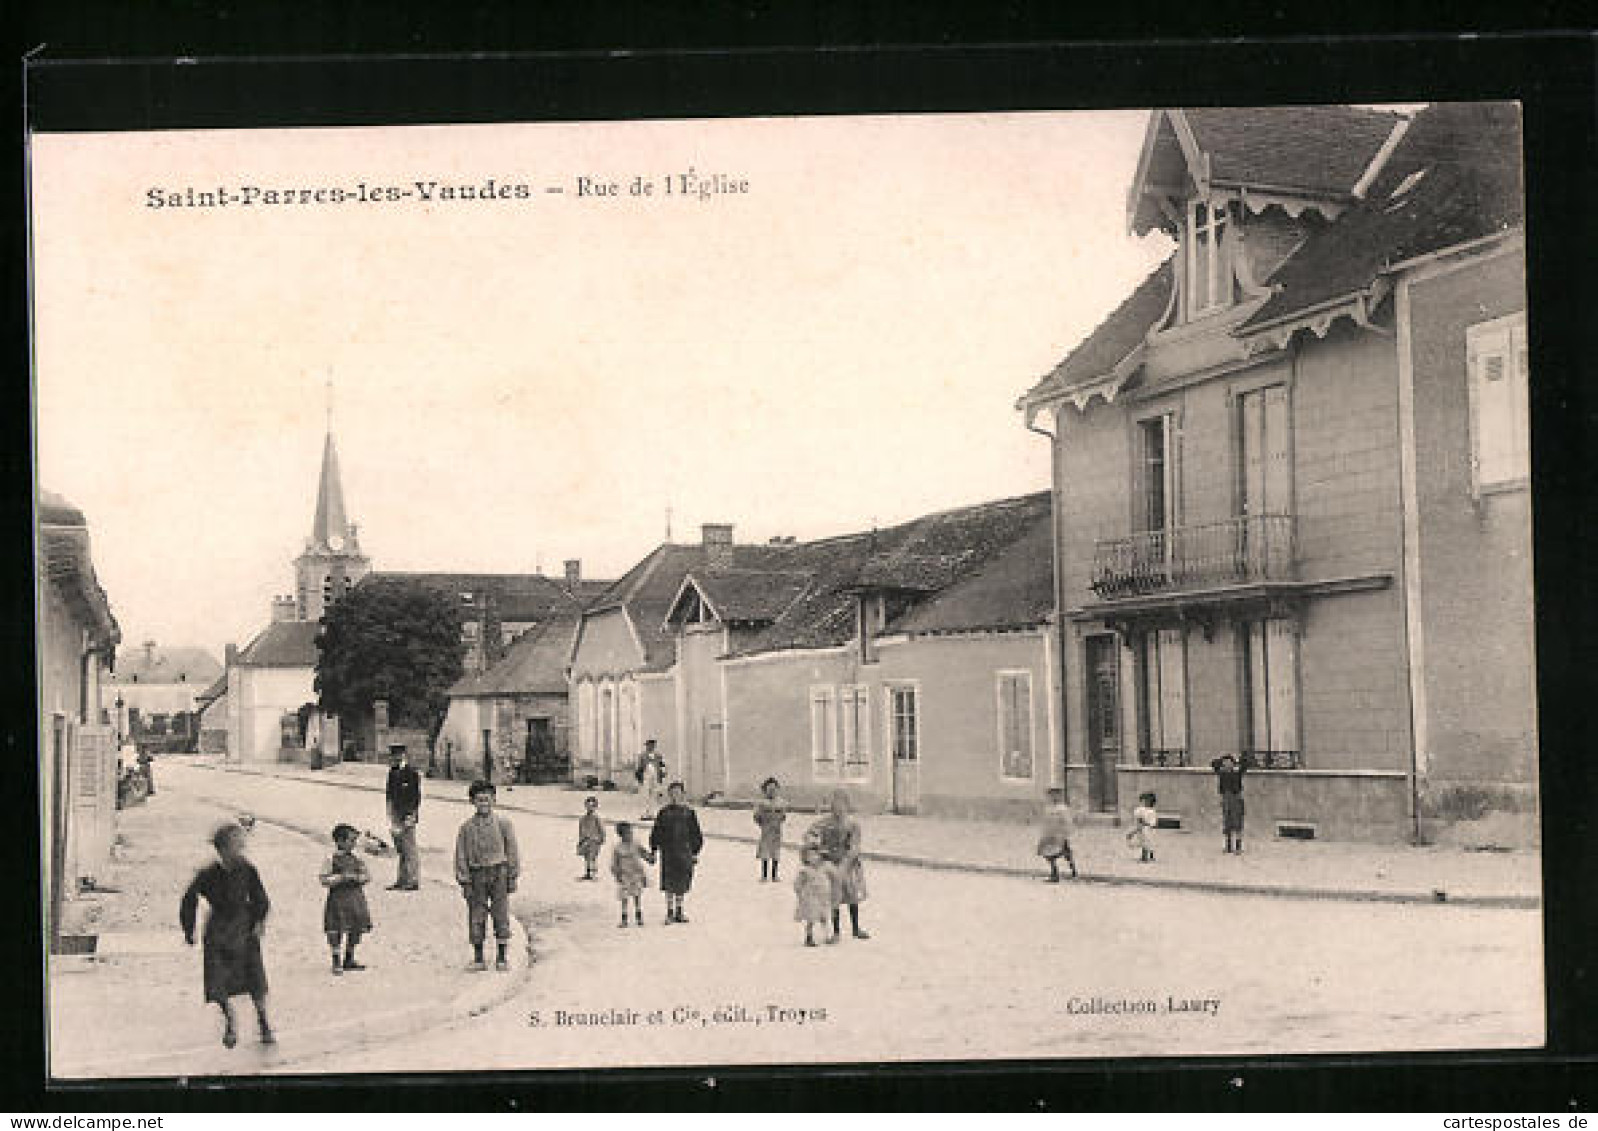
top-left (196, 762), bottom-right (1538, 910)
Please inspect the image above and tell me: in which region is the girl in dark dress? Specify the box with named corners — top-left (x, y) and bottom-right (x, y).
top-left (179, 822), bottom-right (274, 1047)
top-left (320, 823), bottom-right (373, 973)
top-left (648, 782), bottom-right (704, 924)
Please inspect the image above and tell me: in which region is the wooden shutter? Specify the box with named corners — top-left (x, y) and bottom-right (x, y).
top-left (1266, 620), bottom-right (1299, 754)
top-left (1156, 628), bottom-right (1187, 752)
top-left (811, 688), bottom-right (837, 777)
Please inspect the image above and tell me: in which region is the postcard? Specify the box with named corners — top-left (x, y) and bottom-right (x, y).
top-left (31, 94), bottom-right (1542, 1081)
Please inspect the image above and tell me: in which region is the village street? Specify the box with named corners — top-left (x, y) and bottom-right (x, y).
top-left (51, 759), bottom-right (1544, 1079)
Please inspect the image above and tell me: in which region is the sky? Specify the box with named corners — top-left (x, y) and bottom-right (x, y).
top-left (30, 110), bottom-right (1172, 661)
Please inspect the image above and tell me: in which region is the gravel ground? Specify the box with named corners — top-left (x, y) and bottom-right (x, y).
top-left (51, 761), bottom-right (1543, 1077)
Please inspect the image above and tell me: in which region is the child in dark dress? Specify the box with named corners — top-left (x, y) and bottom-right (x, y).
top-left (1210, 754), bottom-right (1251, 854)
top-left (648, 782), bottom-right (704, 924)
top-left (179, 822), bottom-right (274, 1047)
top-left (575, 796), bottom-right (605, 881)
top-left (320, 823), bottom-right (373, 974)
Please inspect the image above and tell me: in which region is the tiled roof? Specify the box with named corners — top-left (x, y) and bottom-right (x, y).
top-left (892, 514), bottom-right (1055, 634)
top-left (731, 491), bottom-right (1055, 657)
top-left (110, 645), bottom-right (223, 687)
top-left (1242, 101), bottom-right (1523, 332)
top-left (236, 620), bottom-right (321, 668)
top-left (450, 612), bottom-right (580, 697)
top-left (1186, 105), bottom-right (1402, 195)
top-left (37, 490), bottom-right (120, 653)
top-left (688, 570), bottom-right (815, 624)
top-left (363, 571), bottom-right (583, 622)
top-left (1018, 258), bottom-right (1174, 404)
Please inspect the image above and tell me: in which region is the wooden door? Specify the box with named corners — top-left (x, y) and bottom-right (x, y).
top-left (1085, 635), bottom-right (1121, 812)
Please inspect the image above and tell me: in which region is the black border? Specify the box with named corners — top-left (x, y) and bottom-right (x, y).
top-left (9, 20), bottom-right (1598, 1114)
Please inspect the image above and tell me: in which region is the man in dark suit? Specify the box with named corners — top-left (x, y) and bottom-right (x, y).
top-left (385, 744), bottom-right (422, 890)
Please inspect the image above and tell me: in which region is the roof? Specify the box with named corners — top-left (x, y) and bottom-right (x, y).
top-left (109, 645), bottom-right (222, 686)
top-left (1242, 101), bottom-right (1524, 333)
top-left (681, 570), bottom-right (816, 624)
top-left (584, 542), bottom-right (801, 670)
top-left (37, 490), bottom-right (120, 654)
top-left (730, 492), bottom-right (1055, 657)
top-left (363, 571), bottom-right (585, 622)
top-left (1017, 258), bottom-right (1174, 406)
top-left (1186, 105), bottom-right (1401, 196)
top-left (236, 620), bottom-right (321, 668)
top-left (450, 612), bottom-right (581, 697)
top-left (195, 674), bottom-right (229, 706)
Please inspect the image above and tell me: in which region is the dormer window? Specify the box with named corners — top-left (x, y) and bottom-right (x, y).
top-left (1184, 198), bottom-right (1235, 319)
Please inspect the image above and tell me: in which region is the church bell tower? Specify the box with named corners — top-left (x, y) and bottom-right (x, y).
top-left (294, 422), bottom-right (370, 622)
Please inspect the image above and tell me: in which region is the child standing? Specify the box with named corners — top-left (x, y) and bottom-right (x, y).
top-left (1127, 792), bottom-right (1158, 863)
top-left (453, 780), bottom-right (521, 971)
top-left (752, 776), bottom-right (787, 883)
top-left (648, 782), bottom-right (704, 924)
top-left (320, 823), bottom-right (373, 974)
top-left (1210, 754), bottom-right (1250, 854)
top-left (1035, 787), bottom-right (1079, 882)
top-left (576, 796), bottom-right (605, 881)
top-left (609, 821), bottom-right (655, 927)
top-left (179, 822), bottom-right (274, 1048)
top-left (807, 789), bottom-right (870, 942)
top-left (792, 845), bottom-right (834, 947)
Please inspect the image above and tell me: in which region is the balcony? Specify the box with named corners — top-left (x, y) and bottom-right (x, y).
top-left (1091, 514), bottom-right (1297, 600)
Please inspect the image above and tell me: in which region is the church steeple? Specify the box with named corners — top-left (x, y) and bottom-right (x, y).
top-left (311, 430), bottom-right (351, 551)
top-left (292, 393), bottom-right (370, 622)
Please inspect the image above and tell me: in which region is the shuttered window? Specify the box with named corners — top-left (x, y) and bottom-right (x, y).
top-left (1244, 618), bottom-right (1300, 765)
top-left (1467, 313), bottom-right (1530, 493)
top-left (1140, 628), bottom-right (1188, 762)
top-left (810, 687), bottom-right (838, 779)
top-left (839, 685), bottom-right (870, 781)
top-left (998, 671), bottom-right (1034, 780)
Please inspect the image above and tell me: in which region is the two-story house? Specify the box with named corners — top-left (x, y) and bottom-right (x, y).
top-left (1017, 103), bottom-right (1532, 844)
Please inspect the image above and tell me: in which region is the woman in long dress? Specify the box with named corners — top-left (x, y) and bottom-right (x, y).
top-left (179, 822), bottom-right (274, 1047)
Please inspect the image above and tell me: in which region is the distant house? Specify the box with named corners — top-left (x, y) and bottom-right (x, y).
top-left (345, 564), bottom-right (607, 762)
top-left (194, 673), bottom-right (229, 754)
top-left (104, 641), bottom-right (222, 752)
top-left (37, 491), bottom-right (121, 946)
top-left (437, 610), bottom-right (583, 784)
top-left (572, 498), bottom-right (1059, 816)
top-left (226, 619), bottom-right (320, 764)
top-left (1016, 103), bottom-right (1532, 843)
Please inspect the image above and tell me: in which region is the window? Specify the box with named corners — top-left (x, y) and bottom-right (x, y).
top-left (1138, 627), bottom-right (1188, 765)
top-left (1138, 416), bottom-right (1177, 534)
top-left (810, 687), bottom-right (838, 779)
top-left (1185, 198), bottom-right (1234, 318)
top-left (1467, 313), bottom-right (1530, 493)
top-left (321, 577), bottom-right (333, 606)
top-left (997, 671), bottom-right (1034, 780)
top-left (1243, 618), bottom-right (1300, 768)
top-left (576, 680), bottom-right (596, 762)
top-left (839, 685), bottom-right (871, 781)
top-left (1235, 384), bottom-right (1293, 577)
top-left (888, 685), bottom-right (919, 763)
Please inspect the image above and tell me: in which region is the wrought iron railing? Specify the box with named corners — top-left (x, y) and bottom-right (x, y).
top-left (1091, 514), bottom-right (1296, 599)
top-left (1242, 748), bottom-right (1302, 770)
top-left (1138, 747), bottom-right (1190, 768)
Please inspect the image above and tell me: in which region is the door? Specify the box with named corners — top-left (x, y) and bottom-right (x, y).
top-left (699, 719), bottom-right (726, 798)
top-left (888, 686), bottom-right (920, 814)
top-left (1085, 635), bottom-right (1121, 812)
top-left (524, 717), bottom-right (553, 782)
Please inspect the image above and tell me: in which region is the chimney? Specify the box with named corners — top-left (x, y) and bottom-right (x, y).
top-left (142, 639), bottom-right (157, 666)
top-left (225, 643), bottom-right (238, 667)
top-left (564, 559), bottom-right (581, 587)
top-left (271, 595), bottom-right (297, 623)
top-left (701, 524), bottom-right (734, 570)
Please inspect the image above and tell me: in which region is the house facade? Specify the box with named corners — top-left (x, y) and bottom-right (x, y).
top-left (652, 495), bottom-right (1060, 816)
top-left (437, 610), bottom-right (582, 784)
top-left (226, 618), bottom-right (320, 764)
top-left (104, 641), bottom-right (222, 752)
top-left (37, 491), bottom-right (121, 947)
top-left (1017, 103), bottom-right (1533, 843)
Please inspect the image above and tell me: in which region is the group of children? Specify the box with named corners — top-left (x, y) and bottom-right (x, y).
top-left (573, 777), bottom-right (870, 948)
top-left (180, 778), bottom-right (524, 1048)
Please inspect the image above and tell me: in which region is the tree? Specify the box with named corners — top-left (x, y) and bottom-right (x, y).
top-left (315, 578), bottom-right (466, 735)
